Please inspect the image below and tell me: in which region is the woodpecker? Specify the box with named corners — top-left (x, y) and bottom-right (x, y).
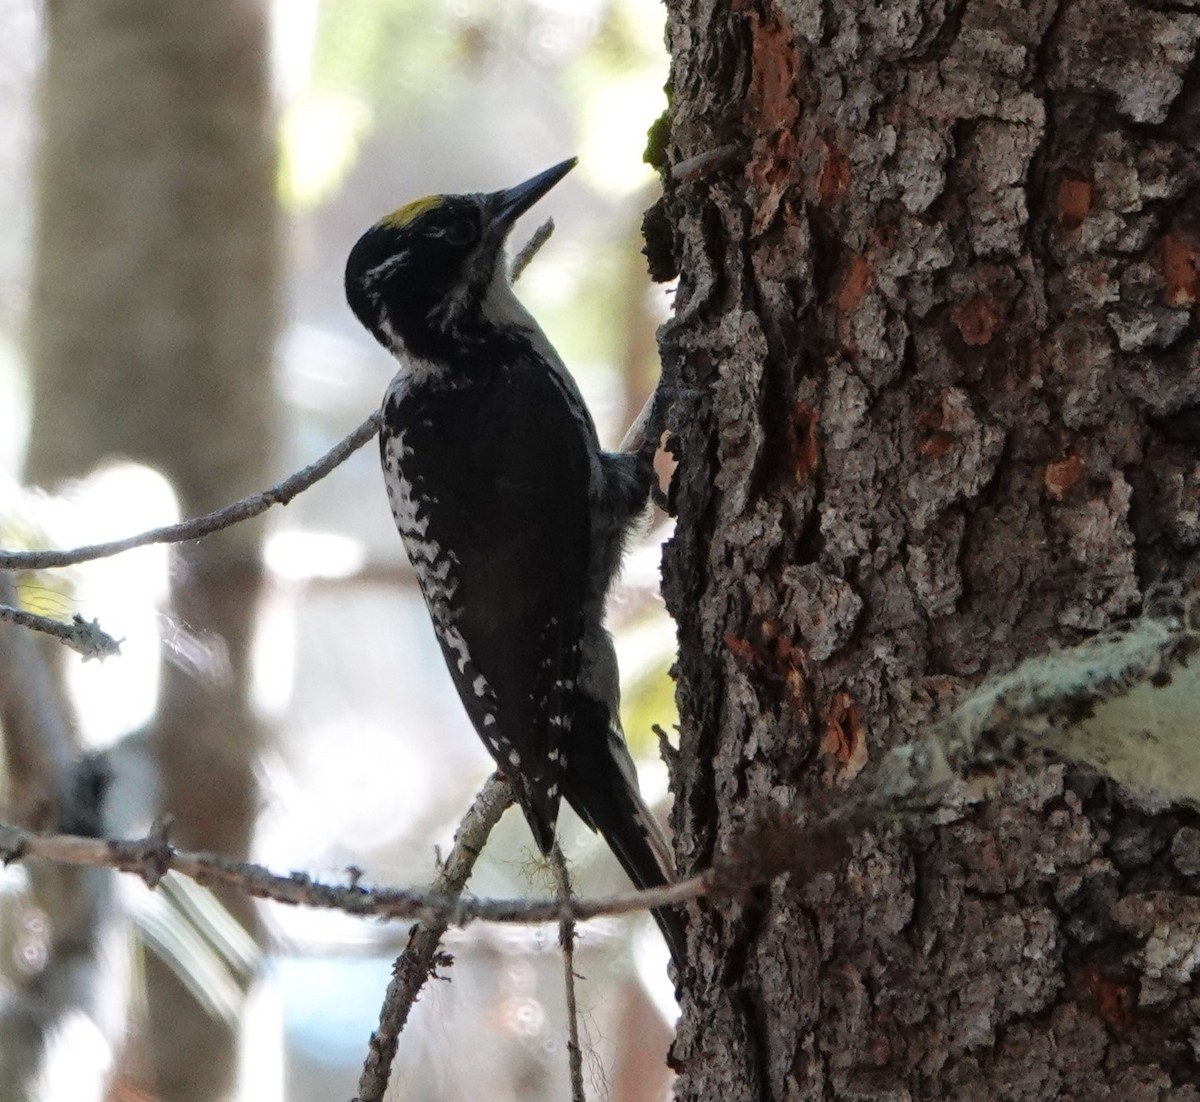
top-left (344, 159), bottom-right (685, 970)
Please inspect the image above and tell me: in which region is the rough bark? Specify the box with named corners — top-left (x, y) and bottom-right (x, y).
top-left (26, 2), bottom-right (277, 1098)
top-left (655, 0), bottom-right (1200, 1098)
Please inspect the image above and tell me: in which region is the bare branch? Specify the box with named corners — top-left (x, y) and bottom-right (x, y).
top-left (618, 390), bottom-right (659, 455)
top-left (355, 773), bottom-right (513, 1102)
top-left (0, 579), bottom-right (115, 1097)
top-left (0, 816), bottom-right (714, 925)
top-left (669, 144), bottom-right (743, 181)
top-left (553, 844), bottom-right (586, 1102)
top-left (0, 605), bottom-right (122, 660)
top-left (0, 577), bottom-right (79, 822)
top-left (510, 218), bottom-right (555, 283)
top-left (0, 413), bottom-right (382, 571)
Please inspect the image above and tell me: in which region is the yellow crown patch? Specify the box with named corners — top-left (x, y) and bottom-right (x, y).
top-left (380, 195), bottom-right (441, 229)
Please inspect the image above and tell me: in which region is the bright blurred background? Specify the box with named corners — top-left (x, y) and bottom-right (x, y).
top-left (0, 1), bottom-right (679, 1099)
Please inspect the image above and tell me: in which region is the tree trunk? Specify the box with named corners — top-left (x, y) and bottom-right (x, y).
top-left (26, 2), bottom-right (277, 1098)
top-left (656, 0), bottom-right (1200, 1097)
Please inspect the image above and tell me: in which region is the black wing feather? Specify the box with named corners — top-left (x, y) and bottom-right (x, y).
top-left (382, 362), bottom-right (591, 851)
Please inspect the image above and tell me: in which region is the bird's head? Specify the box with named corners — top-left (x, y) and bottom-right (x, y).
top-left (344, 158), bottom-right (576, 367)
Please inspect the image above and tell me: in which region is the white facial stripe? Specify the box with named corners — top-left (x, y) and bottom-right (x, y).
top-left (363, 252), bottom-right (409, 290)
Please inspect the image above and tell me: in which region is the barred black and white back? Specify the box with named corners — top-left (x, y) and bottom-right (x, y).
top-left (379, 348), bottom-right (592, 851)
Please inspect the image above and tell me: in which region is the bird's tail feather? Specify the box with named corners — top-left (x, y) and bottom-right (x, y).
top-left (562, 699), bottom-right (687, 973)
top-left (594, 779), bottom-right (688, 973)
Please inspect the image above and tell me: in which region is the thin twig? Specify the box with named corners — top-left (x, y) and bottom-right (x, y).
top-left (510, 218), bottom-right (555, 283)
top-left (0, 578), bottom-right (114, 1096)
top-left (669, 144), bottom-right (743, 181)
top-left (0, 577), bottom-right (79, 818)
top-left (355, 774), bottom-right (514, 1102)
top-left (0, 817), bottom-right (713, 926)
top-left (0, 413), bottom-right (383, 571)
top-left (618, 390), bottom-right (659, 455)
top-left (0, 605), bottom-right (121, 660)
top-left (552, 844), bottom-right (586, 1102)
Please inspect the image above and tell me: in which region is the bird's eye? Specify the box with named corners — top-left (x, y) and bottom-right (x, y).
top-left (443, 218), bottom-right (478, 247)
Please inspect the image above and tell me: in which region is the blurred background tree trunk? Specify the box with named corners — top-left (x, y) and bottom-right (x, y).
top-left (24, 1), bottom-right (278, 1098)
top-left (656, 0), bottom-right (1200, 1097)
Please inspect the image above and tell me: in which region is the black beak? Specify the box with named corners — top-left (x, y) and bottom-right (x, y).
top-left (491, 158), bottom-right (576, 233)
